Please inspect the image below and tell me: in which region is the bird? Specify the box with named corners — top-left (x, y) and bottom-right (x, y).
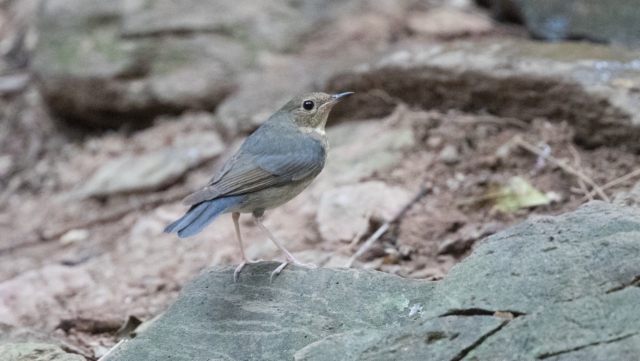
top-left (164, 92), bottom-right (354, 281)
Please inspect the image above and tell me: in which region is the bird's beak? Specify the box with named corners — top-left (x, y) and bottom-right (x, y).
top-left (323, 92), bottom-right (354, 108)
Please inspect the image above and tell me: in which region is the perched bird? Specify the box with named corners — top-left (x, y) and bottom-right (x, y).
top-left (165, 92), bottom-right (354, 281)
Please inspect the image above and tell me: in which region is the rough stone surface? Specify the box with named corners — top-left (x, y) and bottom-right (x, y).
top-left (316, 181), bottom-right (413, 243)
top-left (313, 122), bottom-right (415, 194)
top-left (0, 323), bottom-right (60, 346)
top-left (326, 40), bottom-right (640, 151)
top-left (34, 0), bottom-right (242, 128)
top-left (295, 315), bottom-right (506, 361)
top-left (0, 265), bottom-right (95, 328)
top-left (107, 264), bottom-right (431, 361)
top-left (76, 131), bottom-right (224, 198)
top-left (213, 13), bottom-right (397, 137)
top-left (480, 0), bottom-right (640, 47)
top-left (33, 0), bottom-right (415, 129)
top-left (106, 202), bottom-right (640, 360)
top-left (613, 180), bottom-right (640, 208)
top-left (408, 8), bottom-right (494, 38)
top-left (0, 343), bottom-right (85, 361)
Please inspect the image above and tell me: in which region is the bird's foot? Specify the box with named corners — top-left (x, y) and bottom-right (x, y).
top-left (270, 256), bottom-right (316, 282)
top-left (234, 258), bottom-right (263, 283)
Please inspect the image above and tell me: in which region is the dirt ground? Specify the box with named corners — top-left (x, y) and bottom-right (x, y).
top-left (2, 98), bottom-right (640, 359)
top-left (1, 4), bottom-right (640, 360)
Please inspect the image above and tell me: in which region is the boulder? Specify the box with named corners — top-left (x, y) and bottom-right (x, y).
top-left (479, 0), bottom-right (640, 47)
top-left (32, 0), bottom-right (416, 130)
top-left (34, 0), bottom-right (243, 128)
top-left (326, 40), bottom-right (640, 151)
top-left (105, 202), bottom-right (640, 360)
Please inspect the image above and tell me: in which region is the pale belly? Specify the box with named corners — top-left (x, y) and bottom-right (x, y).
top-left (227, 174), bottom-right (317, 216)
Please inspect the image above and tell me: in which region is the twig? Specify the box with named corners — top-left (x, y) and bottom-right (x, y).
top-left (453, 115), bottom-right (529, 129)
top-left (513, 136), bottom-right (610, 202)
top-left (344, 187), bottom-right (428, 268)
top-left (0, 188), bottom-right (190, 256)
top-left (342, 210), bottom-right (373, 252)
top-left (98, 339), bottom-right (126, 361)
top-left (582, 168), bottom-right (640, 201)
top-left (568, 144), bottom-right (592, 201)
top-left (43, 188), bottom-right (189, 240)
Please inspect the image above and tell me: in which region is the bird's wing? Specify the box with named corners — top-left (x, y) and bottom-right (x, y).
top-left (182, 122), bottom-right (326, 206)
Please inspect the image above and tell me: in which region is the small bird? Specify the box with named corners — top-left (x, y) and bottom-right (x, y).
top-left (165, 92), bottom-right (354, 281)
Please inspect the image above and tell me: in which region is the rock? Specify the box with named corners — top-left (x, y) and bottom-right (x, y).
top-left (121, 0), bottom-right (309, 52)
top-left (105, 202), bottom-right (640, 360)
top-left (438, 144), bottom-right (459, 165)
top-left (59, 229), bottom-right (89, 246)
top-left (313, 120), bottom-right (415, 193)
top-left (407, 9), bottom-right (494, 38)
top-left (466, 289), bottom-right (640, 360)
top-left (214, 13), bottom-right (397, 137)
top-left (326, 40), bottom-right (640, 151)
top-left (0, 343), bottom-right (85, 361)
top-left (76, 131), bottom-right (224, 198)
top-left (0, 323), bottom-right (60, 345)
top-left (479, 0), bottom-right (640, 47)
top-left (0, 265), bottom-right (95, 328)
top-left (612, 180), bottom-right (640, 208)
top-left (0, 73), bottom-right (31, 96)
top-left (32, 0), bottom-right (412, 129)
top-left (316, 181), bottom-right (413, 243)
top-left (214, 55), bottom-right (320, 138)
top-left (34, 0), bottom-right (242, 128)
top-left (33, 0), bottom-right (310, 128)
top-left (106, 264), bottom-right (431, 361)
top-left (294, 315), bottom-right (505, 361)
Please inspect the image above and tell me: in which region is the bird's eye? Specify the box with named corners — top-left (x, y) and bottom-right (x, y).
top-left (302, 100), bottom-right (314, 111)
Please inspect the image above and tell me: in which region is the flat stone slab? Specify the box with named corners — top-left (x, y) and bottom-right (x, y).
top-left (108, 265), bottom-right (431, 361)
top-left (106, 201), bottom-right (640, 360)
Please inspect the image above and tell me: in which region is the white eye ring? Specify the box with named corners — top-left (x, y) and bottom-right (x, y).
top-left (302, 100), bottom-right (314, 111)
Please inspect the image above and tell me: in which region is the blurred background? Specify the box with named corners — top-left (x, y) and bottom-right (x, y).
top-left (1, 0), bottom-right (640, 358)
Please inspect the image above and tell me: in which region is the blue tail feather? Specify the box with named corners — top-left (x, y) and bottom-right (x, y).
top-left (164, 196), bottom-right (243, 238)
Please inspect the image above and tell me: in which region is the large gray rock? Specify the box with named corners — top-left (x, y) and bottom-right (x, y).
top-left (479, 0), bottom-right (640, 47)
top-left (326, 40), bottom-right (640, 151)
top-left (33, 0), bottom-right (414, 129)
top-left (106, 201), bottom-right (640, 360)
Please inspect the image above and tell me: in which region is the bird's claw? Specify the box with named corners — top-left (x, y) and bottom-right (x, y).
top-left (269, 257), bottom-right (316, 282)
top-left (234, 258), bottom-right (263, 283)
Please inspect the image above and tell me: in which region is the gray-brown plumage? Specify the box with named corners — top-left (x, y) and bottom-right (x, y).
top-left (165, 92), bottom-right (353, 281)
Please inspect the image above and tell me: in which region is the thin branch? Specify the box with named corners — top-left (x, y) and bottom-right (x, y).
top-left (568, 144), bottom-right (592, 201)
top-left (345, 187), bottom-right (428, 268)
top-left (513, 136), bottom-right (609, 202)
top-left (582, 168), bottom-right (640, 201)
top-left (97, 339), bottom-right (126, 361)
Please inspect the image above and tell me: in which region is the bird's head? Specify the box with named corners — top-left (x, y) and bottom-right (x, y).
top-left (279, 92), bottom-right (354, 134)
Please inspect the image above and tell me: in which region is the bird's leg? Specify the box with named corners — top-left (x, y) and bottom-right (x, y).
top-left (252, 215), bottom-right (316, 281)
top-left (232, 212), bottom-right (262, 282)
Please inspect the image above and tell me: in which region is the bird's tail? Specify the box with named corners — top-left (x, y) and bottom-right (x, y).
top-left (164, 195), bottom-right (243, 238)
